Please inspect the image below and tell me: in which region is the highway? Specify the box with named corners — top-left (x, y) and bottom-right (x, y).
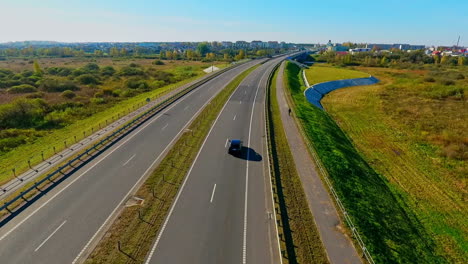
top-left (0, 59), bottom-right (262, 264)
top-left (145, 57), bottom-right (285, 264)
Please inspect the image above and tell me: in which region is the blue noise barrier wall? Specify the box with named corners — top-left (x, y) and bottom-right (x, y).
top-left (304, 76), bottom-right (379, 109)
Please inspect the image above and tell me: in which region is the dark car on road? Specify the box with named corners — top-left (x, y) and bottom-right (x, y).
top-left (228, 139), bottom-right (243, 155)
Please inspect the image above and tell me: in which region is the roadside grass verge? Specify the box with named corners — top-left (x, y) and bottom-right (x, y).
top-left (323, 66), bottom-right (467, 262)
top-left (0, 74), bottom-right (204, 186)
top-left (266, 66), bottom-right (328, 263)
top-left (84, 65), bottom-right (259, 264)
top-left (305, 64), bottom-right (369, 86)
top-left (284, 62), bottom-right (446, 263)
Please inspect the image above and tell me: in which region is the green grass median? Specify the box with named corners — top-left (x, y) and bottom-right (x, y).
top-left (266, 66), bottom-right (328, 264)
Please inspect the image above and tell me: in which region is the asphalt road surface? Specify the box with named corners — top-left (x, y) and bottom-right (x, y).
top-left (0, 59), bottom-right (262, 264)
top-left (145, 56), bottom-right (287, 264)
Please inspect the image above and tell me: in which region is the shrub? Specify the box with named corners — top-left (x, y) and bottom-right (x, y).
top-left (26, 92), bottom-right (45, 99)
top-left (94, 91), bottom-right (104, 98)
top-left (125, 77), bottom-right (148, 89)
top-left (82, 63), bottom-right (100, 73)
top-left (101, 66), bottom-right (116, 76)
top-left (439, 79), bottom-right (455, 86)
top-left (423, 76), bottom-right (436, 82)
top-left (121, 90), bottom-right (137, 97)
top-left (0, 98), bottom-right (49, 129)
top-left (150, 80), bottom-right (165, 89)
top-left (77, 74), bottom-right (100, 85)
top-left (40, 79), bottom-right (80, 92)
top-left (47, 67), bottom-right (72, 76)
top-left (90, 97), bottom-right (106, 104)
top-left (153, 60), bottom-right (165, 65)
top-left (119, 66), bottom-right (144, 76)
top-left (61, 90), bottom-right (76, 99)
top-left (7, 84), bottom-right (38, 94)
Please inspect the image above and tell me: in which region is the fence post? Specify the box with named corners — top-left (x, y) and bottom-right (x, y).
top-left (41, 151), bottom-right (44, 161)
top-left (53, 146), bottom-right (56, 154)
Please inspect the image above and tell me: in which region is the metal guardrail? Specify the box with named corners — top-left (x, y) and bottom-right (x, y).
top-left (296, 68), bottom-right (376, 264)
top-left (0, 60), bottom-right (249, 215)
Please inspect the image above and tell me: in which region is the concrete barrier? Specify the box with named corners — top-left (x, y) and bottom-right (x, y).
top-left (304, 76), bottom-right (379, 109)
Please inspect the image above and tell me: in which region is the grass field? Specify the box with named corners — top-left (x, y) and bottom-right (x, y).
top-left (84, 64), bottom-right (259, 264)
top-left (0, 57), bottom-right (229, 185)
top-left (304, 64), bottom-right (369, 85)
top-left (266, 66), bottom-right (329, 263)
top-left (285, 62), bottom-right (448, 263)
top-left (322, 65), bottom-right (467, 263)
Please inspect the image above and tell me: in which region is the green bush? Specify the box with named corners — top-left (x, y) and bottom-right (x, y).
top-left (119, 66), bottom-right (145, 76)
top-left (152, 60), bottom-right (165, 65)
top-left (125, 77), bottom-right (148, 89)
top-left (423, 76), bottom-right (436, 82)
top-left (40, 79), bottom-right (80, 92)
top-left (82, 63), bottom-right (100, 73)
top-left (77, 74), bottom-right (100, 85)
top-left (7, 84), bottom-right (38, 94)
top-left (100, 66), bottom-right (116, 76)
top-left (61, 90), bottom-right (76, 99)
top-left (25, 92), bottom-right (45, 99)
top-left (0, 98), bottom-right (49, 129)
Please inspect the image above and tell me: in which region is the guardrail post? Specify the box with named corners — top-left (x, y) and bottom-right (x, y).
top-left (4, 203), bottom-right (12, 213)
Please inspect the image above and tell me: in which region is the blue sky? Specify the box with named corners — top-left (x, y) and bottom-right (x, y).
top-left (1, 0), bottom-right (467, 46)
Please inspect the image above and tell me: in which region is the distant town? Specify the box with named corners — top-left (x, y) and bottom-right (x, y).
top-left (0, 40), bottom-right (466, 58)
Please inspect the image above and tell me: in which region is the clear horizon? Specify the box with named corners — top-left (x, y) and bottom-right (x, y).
top-left (1, 0), bottom-right (467, 47)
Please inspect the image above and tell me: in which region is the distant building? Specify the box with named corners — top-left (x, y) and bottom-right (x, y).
top-left (221, 41), bottom-right (233, 47)
top-left (250, 40), bottom-right (265, 48)
top-left (349, 48), bottom-right (371, 54)
top-left (267, 41), bottom-right (279, 48)
top-left (367, 43), bottom-right (425, 50)
top-left (235, 41), bottom-right (249, 48)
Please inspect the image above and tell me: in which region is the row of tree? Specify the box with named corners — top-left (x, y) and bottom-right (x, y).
top-left (318, 50), bottom-right (468, 67)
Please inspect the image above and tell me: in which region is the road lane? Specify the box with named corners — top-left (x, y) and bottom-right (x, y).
top-left (0, 60), bottom-right (261, 264)
top-left (146, 56), bottom-right (286, 264)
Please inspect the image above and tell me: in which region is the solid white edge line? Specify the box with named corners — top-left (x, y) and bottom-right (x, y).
top-left (242, 63), bottom-right (272, 264)
top-left (264, 62), bottom-right (284, 264)
top-left (0, 75), bottom-right (200, 244)
top-left (144, 70), bottom-right (248, 264)
top-left (72, 65), bottom-right (248, 264)
top-left (122, 154), bottom-right (136, 166)
top-left (210, 184), bottom-right (217, 203)
top-left (34, 220), bottom-right (67, 252)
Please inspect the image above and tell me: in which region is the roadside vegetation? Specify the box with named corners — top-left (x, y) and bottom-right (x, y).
top-left (285, 61), bottom-right (447, 263)
top-left (304, 64), bottom-right (369, 85)
top-left (322, 65), bottom-right (467, 263)
top-left (85, 64), bottom-right (259, 264)
top-left (266, 67), bottom-right (329, 263)
top-left (0, 58), bottom-right (224, 185)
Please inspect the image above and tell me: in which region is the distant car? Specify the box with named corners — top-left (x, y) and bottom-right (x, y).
top-left (228, 139), bottom-right (243, 154)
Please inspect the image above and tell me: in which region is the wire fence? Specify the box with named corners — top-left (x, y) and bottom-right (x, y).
top-left (297, 68), bottom-right (376, 264)
top-left (0, 61), bottom-right (249, 216)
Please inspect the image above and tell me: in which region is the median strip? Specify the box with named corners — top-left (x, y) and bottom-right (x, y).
top-left (265, 64), bottom-right (329, 263)
top-left (84, 64), bottom-right (259, 264)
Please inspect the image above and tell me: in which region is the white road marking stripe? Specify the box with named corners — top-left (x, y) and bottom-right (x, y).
top-left (122, 154), bottom-right (136, 166)
top-left (161, 123), bottom-right (169, 130)
top-left (34, 220), bottom-right (67, 252)
top-left (225, 138), bottom-right (229, 148)
top-left (243, 63), bottom-right (272, 264)
top-left (240, 101), bottom-right (242, 104)
top-left (184, 105), bottom-right (189, 111)
top-left (144, 72), bottom-right (245, 264)
top-left (233, 115), bottom-right (237, 120)
top-left (210, 184), bottom-right (217, 203)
